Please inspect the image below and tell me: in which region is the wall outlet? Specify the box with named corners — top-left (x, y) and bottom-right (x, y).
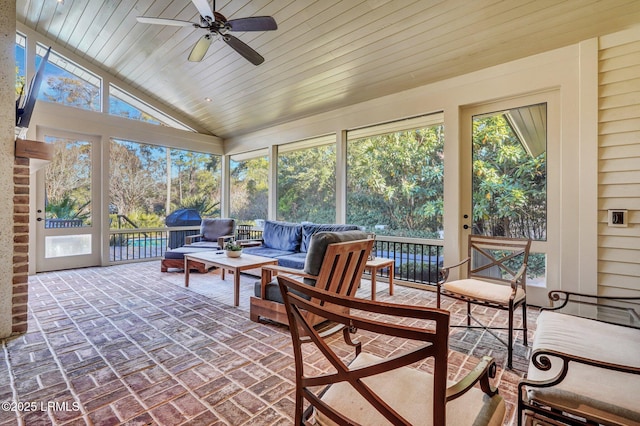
top-left (608, 209), bottom-right (628, 227)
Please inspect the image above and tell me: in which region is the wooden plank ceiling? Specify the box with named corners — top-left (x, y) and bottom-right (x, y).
top-left (16, 0), bottom-right (640, 139)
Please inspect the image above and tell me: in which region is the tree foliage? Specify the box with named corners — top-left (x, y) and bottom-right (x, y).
top-left (45, 139), bottom-right (92, 223)
top-left (277, 145), bottom-right (336, 223)
top-left (347, 126), bottom-right (445, 237)
top-left (472, 115), bottom-right (546, 240)
top-left (230, 156), bottom-right (269, 222)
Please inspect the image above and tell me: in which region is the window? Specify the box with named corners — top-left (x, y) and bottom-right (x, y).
top-left (109, 139), bottom-right (221, 228)
top-left (109, 84), bottom-right (193, 131)
top-left (230, 150), bottom-right (269, 224)
top-left (277, 135), bottom-right (336, 223)
top-left (36, 44), bottom-right (102, 111)
top-left (471, 103), bottom-right (547, 240)
top-left (346, 113), bottom-right (445, 237)
top-left (15, 33), bottom-right (26, 98)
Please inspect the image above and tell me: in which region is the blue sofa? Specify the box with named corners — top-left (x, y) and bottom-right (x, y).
top-left (242, 220), bottom-right (362, 269)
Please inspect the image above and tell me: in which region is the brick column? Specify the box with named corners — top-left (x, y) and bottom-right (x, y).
top-left (0, 0), bottom-right (17, 338)
top-left (12, 157), bottom-right (30, 334)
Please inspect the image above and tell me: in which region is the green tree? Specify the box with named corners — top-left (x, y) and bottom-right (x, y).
top-left (347, 126), bottom-right (444, 237)
top-left (472, 115), bottom-right (546, 239)
top-left (277, 145), bottom-right (336, 223)
top-left (230, 156), bottom-right (269, 222)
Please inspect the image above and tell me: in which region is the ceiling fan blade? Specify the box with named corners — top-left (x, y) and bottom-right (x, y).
top-left (191, 0), bottom-right (214, 20)
top-left (223, 35), bottom-right (264, 65)
top-left (136, 16), bottom-right (195, 27)
top-left (188, 35), bottom-right (212, 62)
top-left (228, 16), bottom-right (277, 31)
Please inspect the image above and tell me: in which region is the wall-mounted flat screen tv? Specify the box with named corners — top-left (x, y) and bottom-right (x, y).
top-left (16, 46), bottom-right (51, 129)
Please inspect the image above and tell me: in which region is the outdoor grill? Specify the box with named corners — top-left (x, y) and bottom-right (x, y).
top-left (165, 208), bottom-right (202, 249)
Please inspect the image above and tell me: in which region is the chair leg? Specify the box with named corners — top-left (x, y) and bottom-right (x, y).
top-left (467, 302), bottom-right (472, 326)
top-left (522, 302), bottom-right (528, 346)
top-left (507, 308), bottom-right (514, 369)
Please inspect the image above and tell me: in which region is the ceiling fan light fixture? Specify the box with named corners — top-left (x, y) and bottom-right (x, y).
top-left (137, 0), bottom-right (277, 65)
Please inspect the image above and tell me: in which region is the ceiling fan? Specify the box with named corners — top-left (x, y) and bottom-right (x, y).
top-left (136, 0), bottom-right (277, 65)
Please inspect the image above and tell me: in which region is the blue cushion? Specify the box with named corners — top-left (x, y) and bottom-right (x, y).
top-left (275, 252), bottom-right (307, 269)
top-left (242, 246), bottom-right (295, 259)
top-left (164, 246), bottom-right (217, 260)
top-left (300, 223), bottom-right (361, 253)
top-left (262, 221), bottom-right (302, 251)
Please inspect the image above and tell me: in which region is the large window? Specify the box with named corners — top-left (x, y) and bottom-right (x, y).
top-left (109, 139), bottom-right (221, 228)
top-left (230, 150), bottom-right (269, 224)
top-left (109, 84), bottom-right (193, 131)
top-left (347, 114), bottom-right (445, 238)
top-left (471, 103), bottom-right (547, 240)
top-left (36, 44), bottom-right (102, 112)
top-left (277, 135), bottom-right (336, 223)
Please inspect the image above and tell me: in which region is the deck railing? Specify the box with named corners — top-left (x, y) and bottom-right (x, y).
top-left (108, 227), bottom-right (443, 287)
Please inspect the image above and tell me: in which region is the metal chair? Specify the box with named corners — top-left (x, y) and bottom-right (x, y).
top-left (437, 235), bottom-right (532, 369)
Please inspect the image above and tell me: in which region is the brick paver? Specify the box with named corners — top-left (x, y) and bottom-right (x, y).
top-left (0, 262), bottom-right (534, 425)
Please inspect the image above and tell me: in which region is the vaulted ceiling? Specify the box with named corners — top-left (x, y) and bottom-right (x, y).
top-left (16, 0), bottom-right (640, 139)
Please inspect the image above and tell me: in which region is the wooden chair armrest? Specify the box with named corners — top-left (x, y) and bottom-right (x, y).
top-left (261, 264), bottom-right (318, 280)
top-left (184, 234), bottom-right (203, 245)
top-left (259, 265), bottom-right (319, 299)
top-left (217, 235), bottom-right (235, 248)
top-left (446, 355), bottom-right (499, 401)
top-left (440, 257), bottom-right (470, 282)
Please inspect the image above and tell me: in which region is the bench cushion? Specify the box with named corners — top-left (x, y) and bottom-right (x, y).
top-left (242, 246), bottom-right (295, 259)
top-left (262, 221), bottom-right (303, 251)
top-left (164, 246), bottom-right (217, 260)
top-left (527, 311), bottom-right (640, 425)
top-left (316, 352), bottom-right (505, 426)
top-left (443, 279), bottom-right (525, 305)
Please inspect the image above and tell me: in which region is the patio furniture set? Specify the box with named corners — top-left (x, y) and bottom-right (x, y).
top-left (161, 219), bottom-right (640, 425)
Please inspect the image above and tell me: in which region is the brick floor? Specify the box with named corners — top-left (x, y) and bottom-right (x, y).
top-left (0, 262), bottom-right (535, 425)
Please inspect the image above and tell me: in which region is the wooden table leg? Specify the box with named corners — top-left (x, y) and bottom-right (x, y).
top-left (233, 267), bottom-right (240, 307)
top-left (388, 262), bottom-right (394, 296)
top-left (370, 268), bottom-right (377, 301)
top-left (184, 258), bottom-right (191, 287)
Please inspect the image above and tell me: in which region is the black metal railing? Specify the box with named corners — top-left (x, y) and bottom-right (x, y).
top-left (368, 235), bottom-right (443, 288)
top-left (108, 227), bottom-right (443, 287)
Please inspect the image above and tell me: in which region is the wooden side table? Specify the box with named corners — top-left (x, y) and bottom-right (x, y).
top-left (364, 257), bottom-right (394, 300)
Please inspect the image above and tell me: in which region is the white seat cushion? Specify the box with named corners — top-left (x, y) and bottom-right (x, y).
top-left (313, 352), bottom-right (505, 426)
top-left (443, 279), bottom-right (524, 305)
top-left (527, 311), bottom-right (640, 425)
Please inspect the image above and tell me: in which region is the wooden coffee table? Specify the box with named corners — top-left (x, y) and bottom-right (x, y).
top-left (184, 252), bottom-right (278, 306)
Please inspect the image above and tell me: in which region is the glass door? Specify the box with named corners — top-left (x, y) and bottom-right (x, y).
top-left (461, 93), bottom-right (560, 304)
top-left (35, 130), bottom-right (101, 271)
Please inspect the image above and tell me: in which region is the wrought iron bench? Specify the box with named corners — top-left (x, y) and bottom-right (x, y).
top-left (518, 291), bottom-right (640, 426)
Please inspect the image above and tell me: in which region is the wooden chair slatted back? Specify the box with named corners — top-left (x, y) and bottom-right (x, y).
top-left (307, 239), bottom-right (374, 322)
